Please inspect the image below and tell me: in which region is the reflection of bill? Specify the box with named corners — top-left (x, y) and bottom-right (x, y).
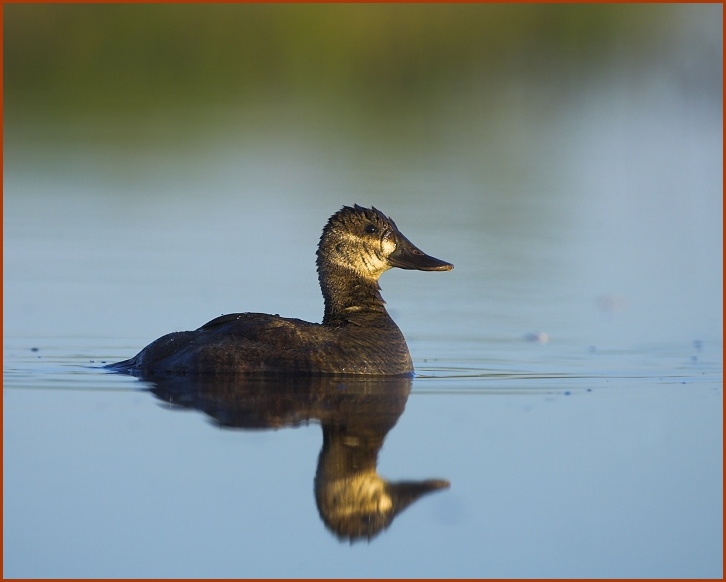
top-left (140, 373), bottom-right (450, 542)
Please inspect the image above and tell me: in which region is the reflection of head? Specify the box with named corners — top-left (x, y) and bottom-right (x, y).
top-left (316, 469), bottom-right (450, 542)
top-left (315, 425), bottom-right (449, 542)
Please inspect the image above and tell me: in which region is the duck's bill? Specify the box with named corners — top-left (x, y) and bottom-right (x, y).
top-left (388, 235), bottom-right (454, 271)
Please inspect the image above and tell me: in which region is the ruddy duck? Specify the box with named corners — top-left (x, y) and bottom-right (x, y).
top-left (108, 205), bottom-right (453, 376)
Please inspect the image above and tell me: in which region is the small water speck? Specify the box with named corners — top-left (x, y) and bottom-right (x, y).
top-left (30, 347), bottom-right (39, 352)
top-left (597, 294), bottom-right (628, 313)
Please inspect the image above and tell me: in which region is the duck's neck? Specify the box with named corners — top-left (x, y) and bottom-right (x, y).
top-left (318, 266), bottom-right (389, 326)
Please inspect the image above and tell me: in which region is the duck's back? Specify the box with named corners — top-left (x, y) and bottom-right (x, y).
top-left (110, 312), bottom-right (413, 376)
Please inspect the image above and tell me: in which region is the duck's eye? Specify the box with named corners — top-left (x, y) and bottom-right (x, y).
top-left (364, 224), bottom-right (378, 235)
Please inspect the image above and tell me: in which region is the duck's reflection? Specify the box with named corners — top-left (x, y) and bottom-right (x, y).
top-left (141, 373), bottom-right (449, 541)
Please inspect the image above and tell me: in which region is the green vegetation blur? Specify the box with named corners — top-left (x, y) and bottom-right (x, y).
top-left (5, 3), bottom-right (670, 120)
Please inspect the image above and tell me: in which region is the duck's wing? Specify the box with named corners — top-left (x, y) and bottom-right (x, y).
top-left (194, 313), bottom-right (329, 349)
top-left (197, 312), bottom-right (267, 332)
top-left (197, 312), bottom-right (319, 340)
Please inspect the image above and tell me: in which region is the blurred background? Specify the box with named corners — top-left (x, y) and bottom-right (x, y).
top-left (5, 4), bottom-right (720, 152)
top-left (4, 4), bottom-right (720, 122)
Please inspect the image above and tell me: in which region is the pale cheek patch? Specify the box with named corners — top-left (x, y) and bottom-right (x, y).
top-left (381, 231), bottom-right (396, 256)
top-left (331, 232), bottom-right (376, 276)
top-left (331, 230), bottom-right (393, 278)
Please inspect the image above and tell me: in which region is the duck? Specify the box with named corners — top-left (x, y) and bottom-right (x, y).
top-left (107, 204), bottom-right (453, 376)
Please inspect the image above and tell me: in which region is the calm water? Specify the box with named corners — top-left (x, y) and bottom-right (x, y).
top-left (4, 25), bottom-right (723, 580)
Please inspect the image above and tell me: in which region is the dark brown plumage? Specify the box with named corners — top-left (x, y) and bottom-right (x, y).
top-left (107, 205), bottom-right (453, 376)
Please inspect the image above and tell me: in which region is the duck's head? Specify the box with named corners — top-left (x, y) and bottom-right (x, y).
top-left (317, 205), bottom-right (453, 280)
